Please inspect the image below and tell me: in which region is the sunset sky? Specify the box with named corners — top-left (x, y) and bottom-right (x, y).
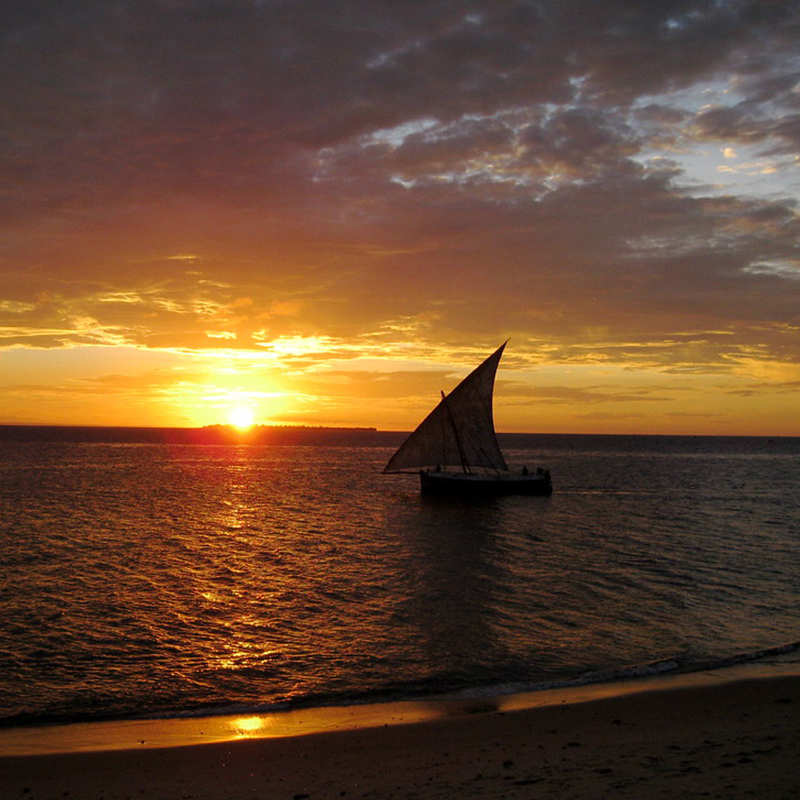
top-left (2, 1), bottom-right (800, 435)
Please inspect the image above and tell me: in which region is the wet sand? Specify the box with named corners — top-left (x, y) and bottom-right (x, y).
top-left (3, 671), bottom-right (800, 799)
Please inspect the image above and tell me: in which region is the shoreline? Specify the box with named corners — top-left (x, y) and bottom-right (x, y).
top-left (3, 665), bottom-right (800, 800)
top-left (2, 661), bottom-right (799, 757)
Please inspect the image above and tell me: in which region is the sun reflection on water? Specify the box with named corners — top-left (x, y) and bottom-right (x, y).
top-left (232, 716), bottom-right (267, 735)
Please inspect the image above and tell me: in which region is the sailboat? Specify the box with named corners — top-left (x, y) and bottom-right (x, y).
top-left (383, 342), bottom-right (552, 495)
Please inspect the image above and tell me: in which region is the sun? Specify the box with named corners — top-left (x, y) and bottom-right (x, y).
top-left (229, 406), bottom-right (254, 430)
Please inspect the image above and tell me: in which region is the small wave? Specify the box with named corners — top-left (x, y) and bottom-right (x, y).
top-left (3, 641), bottom-right (799, 732)
top-left (576, 657), bottom-right (682, 685)
top-left (687, 640), bottom-right (800, 672)
top-left (398, 641), bottom-right (800, 706)
top-left (540, 641), bottom-right (800, 695)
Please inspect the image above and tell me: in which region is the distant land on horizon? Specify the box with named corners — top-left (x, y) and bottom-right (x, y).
top-left (0, 424), bottom-right (384, 446)
top-left (1, 425), bottom-right (797, 450)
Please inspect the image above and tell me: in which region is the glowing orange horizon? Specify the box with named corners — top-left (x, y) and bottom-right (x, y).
top-left (1, 339), bottom-right (799, 437)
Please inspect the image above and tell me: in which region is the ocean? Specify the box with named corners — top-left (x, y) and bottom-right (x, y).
top-left (2, 430), bottom-right (800, 733)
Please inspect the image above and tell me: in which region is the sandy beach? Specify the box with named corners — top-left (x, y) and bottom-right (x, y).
top-left (3, 670), bottom-right (799, 800)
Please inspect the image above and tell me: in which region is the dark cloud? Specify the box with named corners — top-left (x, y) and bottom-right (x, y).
top-left (2, 0), bottom-right (800, 391)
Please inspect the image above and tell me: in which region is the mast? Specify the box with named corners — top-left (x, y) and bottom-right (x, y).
top-left (440, 390), bottom-right (470, 473)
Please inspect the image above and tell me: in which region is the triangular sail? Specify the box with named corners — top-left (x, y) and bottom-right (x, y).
top-left (383, 343), bottom-right (509, 473)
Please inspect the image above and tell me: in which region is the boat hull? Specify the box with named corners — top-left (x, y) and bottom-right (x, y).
top-left (419, 470), bottom-right (552, 496)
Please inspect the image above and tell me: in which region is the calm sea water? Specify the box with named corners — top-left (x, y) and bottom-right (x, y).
top-left (1, 432), bottom-right (800, 728)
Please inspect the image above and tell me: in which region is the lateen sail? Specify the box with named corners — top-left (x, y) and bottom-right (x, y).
top-left (383, 342), bottom-right (509, 474)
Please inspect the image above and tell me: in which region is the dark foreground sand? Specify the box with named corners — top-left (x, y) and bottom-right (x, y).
top-left (3, 673), bottom-right (799, 800)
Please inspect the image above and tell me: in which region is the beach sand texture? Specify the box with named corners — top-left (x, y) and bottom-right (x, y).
top-left (3, 674), bottom-right (799, 800)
